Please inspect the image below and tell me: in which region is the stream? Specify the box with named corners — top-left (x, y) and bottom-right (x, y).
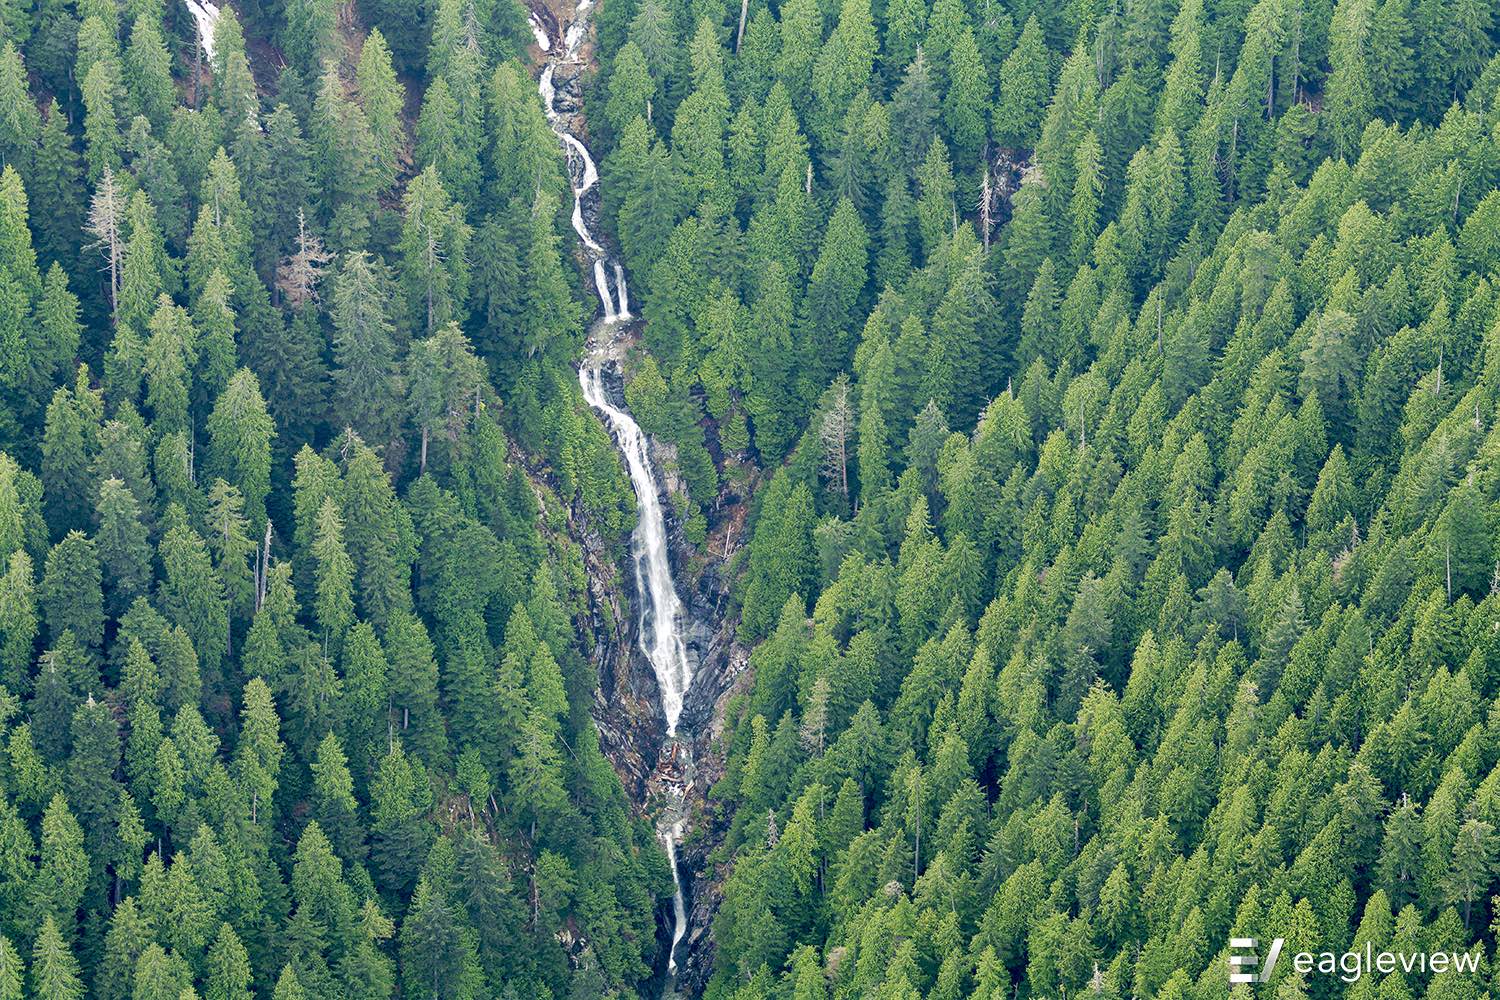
top-left (533, 5), bottom-right (695, 995)
top-left (186, 0), bottom-right (694, 987)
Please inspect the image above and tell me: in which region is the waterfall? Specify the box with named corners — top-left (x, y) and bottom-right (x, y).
top-left (614, 262), bottom-right (632, 319)
top-left (578, 363), bottom-right (694, 995)
top-left (593, 260), bottom-right (617, 323)
top-left (664, 820), bottom-right (688, 974)
top-left (539, 10), bottom-right (695, 989)
top-left (576, 367), bottom-right (693, 734)
top-left (183, 0), bottom-right (220, 62)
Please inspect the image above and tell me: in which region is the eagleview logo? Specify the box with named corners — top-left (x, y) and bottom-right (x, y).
top-left (1229, 938), bottom-right (1283, 983)
top-left (1228, 937), bottom-right (1481, 985)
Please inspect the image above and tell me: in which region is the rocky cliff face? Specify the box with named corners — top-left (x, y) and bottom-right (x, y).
top-left (657, 435), bottom-right (753, 999)
top-left (565, 356), bottom-right (752, 996)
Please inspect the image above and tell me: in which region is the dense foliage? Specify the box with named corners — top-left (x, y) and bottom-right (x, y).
top-left (0, 0), bottom-right (677, 997)
top-left (581, 0), bottom-right (1500, 996)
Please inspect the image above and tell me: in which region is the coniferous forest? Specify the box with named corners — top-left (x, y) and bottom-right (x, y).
top-left (0, 0), bottom-right (1499, 989)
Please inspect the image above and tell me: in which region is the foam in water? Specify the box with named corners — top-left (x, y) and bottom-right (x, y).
top-left (562, 134), bottom-right (600, 191)
top-left (664, 819), bottom-right (688, 973)
top-left (538, 66), bottom-right (557, 119)
top-left (563, 135), bottom-right (605, 252)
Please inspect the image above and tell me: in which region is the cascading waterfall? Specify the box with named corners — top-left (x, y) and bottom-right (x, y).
top-left (614, 262), bottom-right (632, 319)
top-left (577, 369), bottom-right (694, 735)
top-left (536, 7), bottom-right (694, 993)
top-left (183, 0), bottom-right (221, 61)
top-left (577, 364), bottom-right (694, 995)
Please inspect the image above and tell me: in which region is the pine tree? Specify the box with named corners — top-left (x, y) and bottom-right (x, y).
top-left (0, 549), bottom-right (35, 693)
top-left (40, 532), bottom-right (104, 657)
top-left (30, 916), bottom-right (82, 1000)
top-left (0, 45), bottom-right (37, 174)
top-left (205, 369), bottom-right (275, 532)
top-left (810, 0), bottom-right (877, 143)
top-left (914, 136), bottom-right (956, 259)
top-left (142, 300), bottom-right (192, 438)
top-left (28, 265), bottom-right (81, 412)
top-left (398, 876), bottom-right (470, 999)
top-left (383, 611), bottom-right (446, 766)
top-left (356, 30), bottom-right (406, 193)
top-left (271, 965), bottom-right (307, 1000)
top-left (0, 188), bottom-right (34, 406)
top-left (65, 695), bottom-right (121, 862)
top-left (993, 16), bottom-right (1049, 149)
top-left (282, 0), bottom-right (338, 78)
top-left (942, 27), bottom-right (990, 167)
top-left (234, 677), bottom-right (283, 827)
top-left (157, 522), bottom-right (229, 679)
top-left (32, 103), bottom-right (84, 272)
top-left (405, 323), bottom-right (482, 472)
top-left (32, 795), bottom-right (87, 934)
top-left (125, 19), bottom-right (174, 133)
top-left (204, 923), bottom-right (252, 1000)
top-left (211, 8), bottom-right (257, 134)
top-left (890, 49), bottom-right (939, 175)
top-left (309, 63), bottom-right (379, 242)
top-left (797, 198), bottom-right (869, 395)
top-left (311, 498), bottom-right (355, 646)
top-left (0, 934), bottom-right (20, 1000)
top-left (370, 740), bottom-right (433, 898)
top-left (331, 252), bottom-right (401, 443)
top-left (416, 78), bottom-right (479, 209)
top-left (95, 478), bottom-right (152, 618)
top-left (398, 167), bottom-right (472, 336)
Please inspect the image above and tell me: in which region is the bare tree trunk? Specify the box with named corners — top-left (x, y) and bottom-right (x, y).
top-left (735, 0), bottom-right (749, 52)
top-left (838, 434), bottom-right (847, 500)
top-left (257, 520), bottom-right (272, 610)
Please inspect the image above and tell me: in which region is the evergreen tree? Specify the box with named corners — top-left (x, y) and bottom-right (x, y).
top-left (994, 17), bottom-right (1049, 149)
top-left (331, 252), bottom-right (401, 444)
top-left (398, 167), bottom-right (472, 336)
top-left (30, 916), bottom-right (82, 1000)
top-left (205, 370), bottom-right (275, 533)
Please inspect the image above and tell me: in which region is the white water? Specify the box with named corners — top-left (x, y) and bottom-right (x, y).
top-left (663, 819), bottom-right (688, 974)
top-left (577, 367), bottom-right (693, 733)
top-left (528, 14), bottom-right (552, 50)
top-left (183, 0), bottom-right (220, 62)
top-left (538, 65), bottom-right (557, 120)
top-left (579, 363), bottom-right (694, 990)
top-left (541, 5), bottom-right (693, 988)
top-left (615, 263), bottom-right (632, 319)
top-left (593, 260), bottom-right (617, 322)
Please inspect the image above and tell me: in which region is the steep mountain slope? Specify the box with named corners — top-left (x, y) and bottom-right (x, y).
top-left (571, 0), bottom-right (1500, 997)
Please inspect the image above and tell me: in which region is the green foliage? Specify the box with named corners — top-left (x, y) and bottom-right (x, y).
top-left (0, 0), bottom-right (1498, 995)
